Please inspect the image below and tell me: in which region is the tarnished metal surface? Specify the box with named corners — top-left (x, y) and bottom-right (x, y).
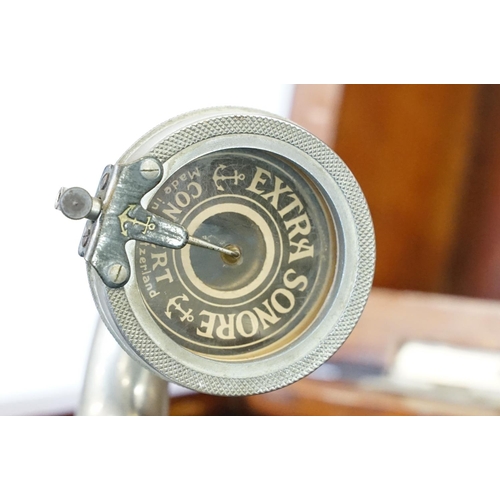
top-left (78, 320), bottom-right (169, 416)
top-left (59, 156), bottom-right (238, 288)
top-left (87, 158), bottom-right (188, 287)
top-left (84, 107), bottom-right (375, 396)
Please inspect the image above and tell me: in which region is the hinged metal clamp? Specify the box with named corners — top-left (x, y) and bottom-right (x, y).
top-left (56, 157), bottom-right (238, 288)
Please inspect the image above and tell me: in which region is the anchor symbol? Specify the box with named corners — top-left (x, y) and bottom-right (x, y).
top-left (118, 204), bottom-right (156, 237)
top-left (213, 164), bottom-right (245, 191)
top-left (165, 294), bottom-right (194, 323)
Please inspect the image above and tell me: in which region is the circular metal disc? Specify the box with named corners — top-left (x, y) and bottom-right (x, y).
top-left (88, 107), bottom-right (375, 396)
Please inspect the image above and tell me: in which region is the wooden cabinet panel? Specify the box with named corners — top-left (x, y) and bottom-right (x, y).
top-left (450, 85), bottom-right (500, 298)
top-left (333, 84), bottom-right (478, 292)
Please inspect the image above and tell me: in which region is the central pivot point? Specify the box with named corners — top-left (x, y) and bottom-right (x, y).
top-left (221, 244), bottom-right (242, 265)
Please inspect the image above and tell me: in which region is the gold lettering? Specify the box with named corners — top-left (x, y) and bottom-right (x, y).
top-left (261, 176), bottom-right (292, 209)
top-left (162, 202), bottom-right (182, 221)
top-left (197, 310), bottom-right (217, 338)
top-left (151, 252), bottom-right (168, 271)
top-left (283, 268), bottom-right (308, 292)
top-left (155, 268), bottom-right (173, 283)
top-left (189, 167), bottom-right (201, 180)
top-left (285, 213), bottom-right (312, 240)
top-left (215, 314), bottom-right (236, 340)
top-left (175, 191), bottom-right (190, 208)
top-left (288, 238), bottom-right (315, 263)
top-left (246, 167), bottom-right (272, 195)
top-left (236, 311), bottom-right (259, 338)
top-left (270, 288), bottom-right (295, 314)
top-left (253, 299), bottom-right (281, 330)
top-left (188, 182), bottom-right (202, 199)
top-left (278, 193), bottom-right (304, 218)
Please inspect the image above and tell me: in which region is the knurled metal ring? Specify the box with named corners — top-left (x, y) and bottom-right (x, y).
top-left (87, 107), bottom-right (375, 396)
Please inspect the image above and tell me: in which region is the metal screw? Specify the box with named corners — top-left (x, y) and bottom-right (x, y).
top-left (100, 172), bottom-right (110, 190)
top-left (81, 228), bottom-right (91, 247)
top-left (140, 159), bottom-right (161, 180)
top-left (107, 263), bottom-right (129, 285)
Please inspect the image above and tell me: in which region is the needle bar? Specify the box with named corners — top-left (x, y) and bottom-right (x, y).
top-left (187, 235), bottom-right (240, 258)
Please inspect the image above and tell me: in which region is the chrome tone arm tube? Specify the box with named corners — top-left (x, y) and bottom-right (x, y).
top-left (77, 320), bottom-right (169, 416)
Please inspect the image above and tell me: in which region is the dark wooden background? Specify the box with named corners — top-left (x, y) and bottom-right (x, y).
top-left (292, 84), bottom-right (500, 299)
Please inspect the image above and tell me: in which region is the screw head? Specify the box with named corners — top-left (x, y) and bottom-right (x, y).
top-left (81, 228), bottom-right (91, 247)
top-left (140, 159), bottom-right (161, 180)
top-left (107, 263), bottom-right (129, 285)
top-left (100, 171), bottom-right (110, 190)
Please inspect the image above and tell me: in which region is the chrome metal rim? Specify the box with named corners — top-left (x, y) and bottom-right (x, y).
top-left (88, 107), bottom-right (375, 396)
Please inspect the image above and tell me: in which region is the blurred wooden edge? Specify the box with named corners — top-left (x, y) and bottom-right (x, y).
top-left (291, 84), bottom-right (344, 144)
top-left (169, 394), bottom-right (232, 416)
top-left (170, 288), bottom-right (500, 416)
top-left (450, 85), bottom-right (500, 298)
top-left (242, 379), bottom-right (499, 416)
top-left (334, 287), bottom-right (500, 369)
top-left (169, 393), bottom-right (249, 416)
top-left (243, 288), bottom-right (500, 416)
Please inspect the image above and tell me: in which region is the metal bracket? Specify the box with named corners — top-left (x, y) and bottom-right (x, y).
top-left (57, 156), bottom-right (240, 288)
top-left (59, 157), bottom-right (187, 288)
